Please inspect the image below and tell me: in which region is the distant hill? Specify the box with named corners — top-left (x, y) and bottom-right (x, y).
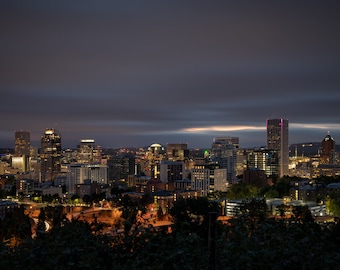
top-left (0, 148), bottom-right (13, 155)
top-left (289, 142), bottom-right (340, 157)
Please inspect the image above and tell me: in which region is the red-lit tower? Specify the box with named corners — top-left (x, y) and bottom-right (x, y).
top-left (320, 132), bottom-right (335, 164)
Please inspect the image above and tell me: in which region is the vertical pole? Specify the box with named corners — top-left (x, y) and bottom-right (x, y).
top-left (208, 211), bottom-right (217, 270)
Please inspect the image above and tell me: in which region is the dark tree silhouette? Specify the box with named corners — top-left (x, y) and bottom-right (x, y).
top-left (36, 208), bottom-right (46, 236)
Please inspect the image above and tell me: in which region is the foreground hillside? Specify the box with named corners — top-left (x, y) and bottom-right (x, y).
top-left (1, 198), bottom-right (340, 269)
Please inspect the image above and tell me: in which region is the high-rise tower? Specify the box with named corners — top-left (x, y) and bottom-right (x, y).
top-left (40, 128), bottom-right (62, 181)
top-left (14, 131), bottom-right (30, 156)
top-left (12, 131), bottom-right (31, 172)
top-left (166, 143), bottom-right (189, 161)
top-left (211, 136), bottom-right (239, 184)
top-left (266, 118), bottom-right (289, 177)
top-left (320, 132), bottom-right (335, 164)
top-left (77, 139), bottom-right (95, 163)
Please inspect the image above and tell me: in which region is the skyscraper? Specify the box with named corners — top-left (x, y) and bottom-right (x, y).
top-left (12, 131), bottom-right (31, 172)
top-left (107, 154), bottom-right (135, 183)
top-left (266, 118), bottom-right (289, 177)
top-left (159, 161), bottom-right (183, 183)
top-left (14, 131), bottom-right (30, 156)
top-left (211, 136), bottom-right (239, 184)
top-left (320, 132), bottom-right (336, 164)
top-left (247, 148), bottom-right (279, 177)
top-left (40, 128), bottom-right (62, 181)
top-left (191, 163), bottom-right (228, 196)
top-left (166, 143), bottom-right (189, 161)
top-left (77, 139), bottom-right (95, 163)
top-left (66, 163), bottom-right (108, 194)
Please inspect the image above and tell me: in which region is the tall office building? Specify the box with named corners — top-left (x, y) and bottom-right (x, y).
top-left (320, 132), bottom-right (336, 164)
top-left (14, 131), bottom-right (30, 156)
top-left (77, 139), bottom-right (95, 163)
top-left (107, 154), bottom-right (135, 182)
top-left (66, 163), bottom-right (108, 194)
top-left (159, 161), bottom-right (183, 183)
top-left (191, 163), bottom-right (228, 196)
top-left (211, 136), bottom-right (238, 183)
top-left (166, 143), bottom-right (189, 161)
top-left (40, 128), bottom-right (62, 181)
top-left (191, 165), bottom-right (210, 197)
top-left (266, 118), bottom-right (289, 177)
top-left (142, 143), bottom-right (166, 178)
top-left (13, 131), bottom-right (31, 172)
top-left (247, 148), bottom-right (279, 177)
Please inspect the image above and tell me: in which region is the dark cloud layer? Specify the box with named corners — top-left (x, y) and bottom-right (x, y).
top-left (1, 1), bottom-right (340, 149)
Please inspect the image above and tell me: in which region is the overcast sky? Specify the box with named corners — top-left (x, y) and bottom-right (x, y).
top-left (1, 1), bottom-right (340, 149)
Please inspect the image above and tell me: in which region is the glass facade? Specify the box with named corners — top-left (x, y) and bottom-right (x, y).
top-left (14, 131), bottom-right (30, 156)
top-left (40, 128), bottom-right (62, 180)
top-left (266, 119), bottom-right (289, 177)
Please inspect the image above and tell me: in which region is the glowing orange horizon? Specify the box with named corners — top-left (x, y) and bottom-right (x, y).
top-left (290, 123), bottom-right (340, 129)
top-left (179, 123), bottom-right (340, 134)
top-left (181, 125), bottom-right (266, 133)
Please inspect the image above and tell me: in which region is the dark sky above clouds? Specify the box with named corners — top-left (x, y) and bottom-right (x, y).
top-left (1, 0), bottom-right (340, 149)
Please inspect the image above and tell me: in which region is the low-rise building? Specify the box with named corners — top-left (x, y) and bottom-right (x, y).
top-left (0, 199), bottom-right (18, 219)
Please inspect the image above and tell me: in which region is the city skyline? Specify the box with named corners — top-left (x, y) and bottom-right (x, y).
top-left (1, 1), bottom-right (340, 149)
